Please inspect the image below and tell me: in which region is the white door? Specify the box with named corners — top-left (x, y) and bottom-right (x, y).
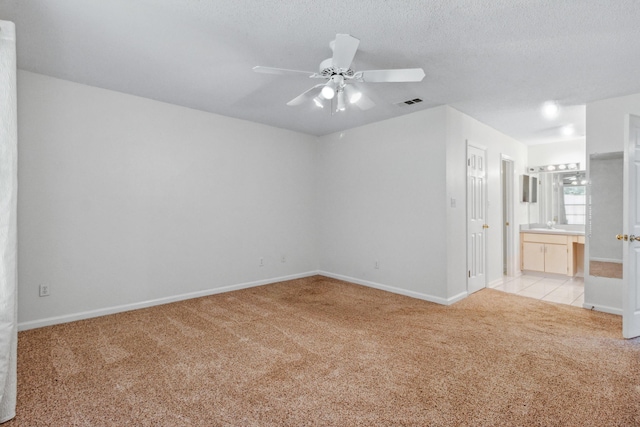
top-left (467, 144), bottom-right (488, 294)
top-left (623, 114), bottom-right (640, 338)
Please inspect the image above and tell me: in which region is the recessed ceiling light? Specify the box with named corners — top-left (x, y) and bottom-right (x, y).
top-left (561, 125), bottom-right (575, 136)
top-left (542, 101), bottom-right (560, 120)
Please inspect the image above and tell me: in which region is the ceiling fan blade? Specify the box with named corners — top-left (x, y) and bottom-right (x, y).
top-left (286, 84), bottom-right (325, 106)
top-left (331, 34), bottom-right (360, 70)
top-left (358, 68), bottom-right (425, 83)
top-left (253, 66), bottom-right (315, 76)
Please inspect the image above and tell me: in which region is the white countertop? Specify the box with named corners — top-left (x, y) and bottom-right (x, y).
top-left (522, 228), bottom-right (585, 236)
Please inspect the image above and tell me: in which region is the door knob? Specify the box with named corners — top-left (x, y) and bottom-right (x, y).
top-left (629, 235), bottom-right (640, 242)
top-left (483, 224), bottom-right (489, 229)
top-left (617, 234), bottom-right (629, 241)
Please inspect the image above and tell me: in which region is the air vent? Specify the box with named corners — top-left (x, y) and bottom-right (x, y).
top-left (396, 98), bottom-right (423, 107)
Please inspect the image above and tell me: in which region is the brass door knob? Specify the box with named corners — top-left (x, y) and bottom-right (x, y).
top-left (617, 234), bottom-right (629, 241)
top-left (482, 224), bottom-right (489, 229)
top-left (630, 235), bottom-right (640, 242)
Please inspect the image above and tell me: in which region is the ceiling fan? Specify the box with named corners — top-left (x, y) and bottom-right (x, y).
top-left (253, 34), bottom-right (425, 112)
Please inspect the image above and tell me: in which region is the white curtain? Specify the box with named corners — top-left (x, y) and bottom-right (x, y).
top-left (0, 20), bottom-right (17, 424)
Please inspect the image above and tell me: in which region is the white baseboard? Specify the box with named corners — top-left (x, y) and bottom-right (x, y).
top-left (18, 271), bottom-right (320, 331)
top-left (487, 278), bottom-right (503, 288)
top-left (318, 271), bottom-right (465, 306)
top-left (590, 257), bottom-right (622, 264)
top-left (581, 302), bottom-right (622, 316)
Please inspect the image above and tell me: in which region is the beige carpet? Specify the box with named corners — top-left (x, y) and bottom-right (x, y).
top-left (6, 275), bottom-right (640, 426)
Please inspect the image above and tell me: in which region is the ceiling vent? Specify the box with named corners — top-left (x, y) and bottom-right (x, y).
top-left (396, 98), bottom-right (423, 107)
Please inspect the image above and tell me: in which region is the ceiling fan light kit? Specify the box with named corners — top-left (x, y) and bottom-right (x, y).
top-left (253, 34), bottom-right (425, 113)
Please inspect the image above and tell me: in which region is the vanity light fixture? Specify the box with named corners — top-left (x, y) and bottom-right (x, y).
top-left (527, 163), bottom-right (581, 173)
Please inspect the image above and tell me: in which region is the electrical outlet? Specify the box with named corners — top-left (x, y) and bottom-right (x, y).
top-left (259, 257), bottom-right (264, 267)
top-left (39, 284), bottom-right (50, 297)
top-left (374, 260), bottom-right (380, 269)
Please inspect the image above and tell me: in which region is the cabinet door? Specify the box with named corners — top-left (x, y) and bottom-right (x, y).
top-left (522, 242), bottom-right (545, 272)
top-left (545, 244), bottom-right (568, 274)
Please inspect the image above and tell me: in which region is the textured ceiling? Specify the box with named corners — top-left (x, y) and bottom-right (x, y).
top-left (2, 0), bottom-right (640, 144)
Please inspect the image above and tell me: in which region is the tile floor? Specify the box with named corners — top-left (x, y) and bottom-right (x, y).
top-left (489, 273), bottom-right (584, 307)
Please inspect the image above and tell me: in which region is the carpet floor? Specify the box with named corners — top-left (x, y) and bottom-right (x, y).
top-left (6, 275), bottom-right (640, 426)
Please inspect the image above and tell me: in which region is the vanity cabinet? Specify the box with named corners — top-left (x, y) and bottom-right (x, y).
top-left (520, 232), bottom-right (583, 276)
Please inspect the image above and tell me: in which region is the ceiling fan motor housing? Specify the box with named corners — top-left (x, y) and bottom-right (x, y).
top-left (319, 58), bottom-right (354, 78)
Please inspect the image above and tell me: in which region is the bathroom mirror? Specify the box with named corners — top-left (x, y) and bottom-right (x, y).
top-left (534, 171), bottom-right (587, 226)
top-left (588, 152), bottom-right (623, 279)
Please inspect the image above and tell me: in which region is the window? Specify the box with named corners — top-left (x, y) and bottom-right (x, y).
top-left (563, 185), bottom-right (586, 225)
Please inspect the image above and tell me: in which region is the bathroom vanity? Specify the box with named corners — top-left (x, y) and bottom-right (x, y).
top-left (521, 167), bottom-right (587, 277)
top-left (520, 230), bottom-right (585, 276)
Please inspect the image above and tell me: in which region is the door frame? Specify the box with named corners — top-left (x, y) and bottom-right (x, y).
top-left (501, 155), bottom-right (517, 276)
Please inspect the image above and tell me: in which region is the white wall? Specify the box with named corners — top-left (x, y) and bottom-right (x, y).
top-left (17, 71), bottom-right (319, 328)
top-left (445, 107), bottom-right (528, 293)
top-left (317, 105), bottom-right (527, 303)
top-left (584, 92), bottom-right (640, 314)
top-left (317, 107), bottom-right (451, 302)
top-left (587, 93), bottom-right (640, 153)
top-left (527, 139), bottom-right (586, 168)
top-left (18, 72), bottom-right (533, 327)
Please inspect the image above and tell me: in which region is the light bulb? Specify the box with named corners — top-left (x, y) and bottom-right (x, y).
top-left (321, 85), bottom-right (335, 100)
top-left (568, 163), bottom-right (577, 170)
top-left (558, 164), bottom-right (567, 170)
top-left (343, 84), bottom-right (362, 104)
top-left (547, 165), bottom-right (556, 171)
